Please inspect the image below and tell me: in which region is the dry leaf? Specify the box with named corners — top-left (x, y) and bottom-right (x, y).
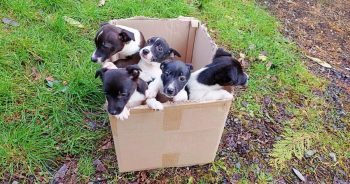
top-left (2, 18), bottom-right (19, 26)
top-left (239, 53), bottom-right (246, 59)
top-left (306, 55), bottom-right (331, 68)
top-left (63, 16), bottom-right (84, 28)
top-left (98, 0), bottom-right (106, 6)
top-left (292, 168), bottom-right (306, 182)
top-left (266, 61), bottom-right (273, 70)
top-left (258, 54), bottom-right (267, 61)
top-left (93, 159), bottom-right (107, 172)
top-left (31, 67), bottom-right (41, 81)
top-left (45, 76), bottom-right (55, 82)
top-left (101, 141), bottom-right (113, 150)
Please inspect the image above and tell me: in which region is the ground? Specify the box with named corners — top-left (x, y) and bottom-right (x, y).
top-left (0, 0), bottom-right (349, 183)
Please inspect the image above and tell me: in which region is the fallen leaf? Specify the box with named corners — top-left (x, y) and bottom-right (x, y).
top-left (292, 168), bottom-right (306, 182)
top-left (266, 61), bottom-right (273, 70)
top-left (31, 67), bottom-right (41, 81)
top-left (329, 152), bottom-right (337, 162)
top-left (93, 159), bottom-right (107, 172)
top-left (54, 164), bottom-right (68, 182)
top-left (63, 16), bottom-right (84, 28)
top-left (239, 53), bottom-right (246, 59)
top-left (45, 76), bottom-right (55, 82)
top-left (2, 18), bottom-right (19, 26)
top-left (304, 150), bottom-right (316, 158)
top-left (306, 55), bottom-right (331, 68)
top-left (63, 81), bottom-right (68, 86)
top-left (101, 140), bottom-right (113, 150)
top-left (140, 171), bottom-right (147, 182)
top-left (98, 0), bottom-right (106, 6)
top-left (258, 54), bottom-right (267, 61)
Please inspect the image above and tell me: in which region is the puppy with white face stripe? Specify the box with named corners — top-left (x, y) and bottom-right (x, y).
top-left (91, 23), bottom-right (145, 68)
top-left (187, 48), bottom-right (249, 101)
top-left (146, 60), bottom-right (193, 110)
top-left (138, 37), bottom-right (181, 83)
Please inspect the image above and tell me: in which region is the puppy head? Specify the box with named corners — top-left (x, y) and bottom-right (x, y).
top-left (160, 60), bottom-right (192, 97)
top-left (139, 37), bottom-right (181, 63)
top-left (95, 65), bottom-right (141, 115)
top-left (91, 23), bottom-right (135, 64)
top-left (204, 48), bottom-right (248, 86)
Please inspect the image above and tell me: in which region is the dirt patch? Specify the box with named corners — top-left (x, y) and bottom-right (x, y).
top-left (260, 0), bottom-right (350, 93)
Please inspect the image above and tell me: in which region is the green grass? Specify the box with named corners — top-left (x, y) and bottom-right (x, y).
top-left (0, 0), bottom-right (348, 182)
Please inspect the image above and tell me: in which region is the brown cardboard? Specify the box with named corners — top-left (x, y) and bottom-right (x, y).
top-left (108, 17), bottom-right (231, 172)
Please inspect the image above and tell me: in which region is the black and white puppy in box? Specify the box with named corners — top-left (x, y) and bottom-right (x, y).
top-left (91, 23), bottom-right (145, 68)
top-left (187, 48), bottom-right (248, 101)
top-left (146, 60), bottom-right (193, 110)
top-left (95, 64), bottom-right (147, 120)
top-left (138, 37), bottom-right (181, 83)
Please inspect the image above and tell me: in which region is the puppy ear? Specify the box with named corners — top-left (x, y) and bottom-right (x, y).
top-left (126, 64), bottom-right (142, 80)
top-left (160, 60), bottom-right (172, 70)
top-left (214, 48), bottom-right (232, 58)
top-left (186, 64), bottom-right (193, 71)
top-left (99, 22), bottom-right (109, 27)
top-left (169, 48), bottom-right (181, 58)
top-left (95, 68), bottom-right (108, 79)
top-left (119, 29), bottom-right (135, 42)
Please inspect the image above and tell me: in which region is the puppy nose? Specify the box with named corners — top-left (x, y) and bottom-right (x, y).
top-left (109, 109), bottom-right (117, 115)
top-left (142, 49), bottom-right (150, 55)
top-left (91, 55), bottom-right (97, 62)
top-left (166, 88), bottom-right (175, 95)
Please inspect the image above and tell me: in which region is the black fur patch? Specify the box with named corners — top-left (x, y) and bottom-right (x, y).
top-left (197, 48), bottom-right (248, 86)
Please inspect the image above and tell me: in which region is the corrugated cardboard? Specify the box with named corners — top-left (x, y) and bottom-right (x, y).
top-left (108, 17), bottom-right (231, 172)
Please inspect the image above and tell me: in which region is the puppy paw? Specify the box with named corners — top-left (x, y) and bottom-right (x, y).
top-left (115, 107), bottom-right (130, 121)
top-left (146, 98), bottom-right (164, 110)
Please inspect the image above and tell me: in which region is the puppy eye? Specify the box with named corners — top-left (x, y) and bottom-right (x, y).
top-left (157, 46), bottom-right (163, 52)
top-left (120, 92), bottom-right (127, 96)
top-left (164, 71), bottom-right (170, 76)
top-left (179, 76), bottom-right (186, 82)
top-left (102, 42), bottom-right (109, 48)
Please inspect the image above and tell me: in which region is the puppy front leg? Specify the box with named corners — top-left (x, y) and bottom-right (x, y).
top-left (115, 107), bottom-right (130, 121)
top-left (173, 89), bottom-right (188, 102)
top-left (145, 77), bottom-right (162, 98)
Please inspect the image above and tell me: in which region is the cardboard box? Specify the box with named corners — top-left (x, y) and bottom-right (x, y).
top-left (108, 17), bottom-right (232, 172)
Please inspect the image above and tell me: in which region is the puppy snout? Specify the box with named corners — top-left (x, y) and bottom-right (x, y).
top-left (91, 55), bottom-right (97, 62)
top-left (109, 109), bottom-right (118, 115)
top-left (142, 49), bottom-right (150, 55)
top-left (166, 88), bottom-right (175, 95)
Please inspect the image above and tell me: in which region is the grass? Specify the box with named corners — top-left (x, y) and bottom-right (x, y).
top-left (0, 0), bottom-right (348, 182)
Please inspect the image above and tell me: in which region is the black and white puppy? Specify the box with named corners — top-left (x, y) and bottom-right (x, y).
top-left (146, 60), bottom-right (192, 110)
top-left (95, 64), bottom-right (147, 120)
top-left (91, 23), bottom-right (145, 68)
top-left (187, 48), bottom-right (248, 101)
top-left (138, 37), bottom-right (181, 83)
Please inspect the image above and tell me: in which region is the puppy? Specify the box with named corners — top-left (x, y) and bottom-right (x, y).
top-left (187, 48), bottom-right (248, 101)
top-left (95, 65), bottom-right (147, 120)
top-left (146, 60), bottom-right (193, 110)
top-left (138, 37), bottom-right (181, 83)
top-left (91, 23), bottom-right (145, 68)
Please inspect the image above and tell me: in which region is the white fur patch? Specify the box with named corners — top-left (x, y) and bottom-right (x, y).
top-left (138, 59), bottom-right (162, 83)
top-left (187, 68), bottom-right (233, 101)
top-left (127, 90), bottom-right (146, 108)
top-left (96, 30), bottom-right (104, 41)
top-left (115, 25), bottom-right (142, 57)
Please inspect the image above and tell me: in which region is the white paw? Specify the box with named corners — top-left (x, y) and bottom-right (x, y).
top-left (146, 98), bottom-right (164, 110)
top-left (115, 107), bottom-right (130, 121)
